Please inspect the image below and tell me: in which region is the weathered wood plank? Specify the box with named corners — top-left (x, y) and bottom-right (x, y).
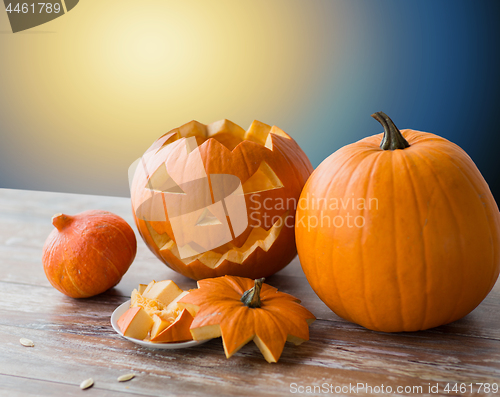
top-left (1, 187), bottom-right (500, 337)
top-left (1, 188), bottom-right (500, 396)
top-left (1, 187), bottom-right (500, 339)
top-left (2, 253), bottom-right (500, 342)
top-left (2, 318), bottom-right (498, 397)
top-left (0, 374), bottom-right (153, 397)
top-left (0, 188), bottom-right (336, 320)
top-left (1, 281), bottom-right (499, 385)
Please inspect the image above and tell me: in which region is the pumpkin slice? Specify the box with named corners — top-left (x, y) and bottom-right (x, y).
top-left (150, 314), bottom-right (170, 339)
top-left (117, 307), bottom-right (154, 340)
top-left (142, 280), bottom-right (183, 306)
top-left (131, 289), bottom-right (163, 317)
top-left (150, 308), bottom-right (194, 343)
top-left (126, 280), bottom-right (197, 343)
top-left (138, 284), bottom-right (148, 294)
top-left (178, 276), bottom-right (315, 363)
top-left (164, 291), bottom-right (190, 312)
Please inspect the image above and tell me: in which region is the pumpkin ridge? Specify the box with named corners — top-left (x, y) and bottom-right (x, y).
top-left (439, 149), bottom-right (500, 275)
top-left (220, 307), bottom-right (255, 357)
top-left (324, 149), bottom-right (378, 323)
top-left (285, 136), bottom-right (314, 184)
top-left (43, 236), bottom-right (62, 292)
top-left (260, 290), bottom-right (297, 303)
top-left (224, 275), bottom-right (251, 296)
top-left (302, 152), bottom-right (348, 321)
top-left (61, 242), bottom-right (88, 298)
top-left (53, 247), bottom-right (71, 295)
top-left (90, 245), bottom-right (122, 280)
top-left (238, 136), bottom-right (272, 153)
top-left (410, 149), bottom-right (467, 326)
top-left (404, 131), bottom-right (452, 147)
top-left (273, 132), bottom-right (314, 180)
top-left (253, 309), bottom-right (287, 361)
top-left (430, 148), bottom-right (500, 294)
top-left (100, 220), bottom-right (136, 258)
top-left (194, 304), bottom-right (237, 328)
top-left (298, 145), bottom-right (386, 324)
top-left (400, 152), bottom-right (430, 330)
top-left (390, 152), bottom-right (407, 330)
top-left (223, 306), bottom-right (252, 341)
top-left (265, 136), bottom-right (300, 194)
top-left (262, 300), bottom-right (314, 325)
top-left (358, 151), bottom-right (384, 331)
top-left (261, 305), bottom-right (310, 341)
top-left (355, 133), bottom-right (384, 148)
top-left (194, 280), bottom-right (242, 301)
top-left (304, 151), bottom-right (358, 315)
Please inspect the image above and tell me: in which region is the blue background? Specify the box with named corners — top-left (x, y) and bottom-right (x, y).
top-left (0, 0), bottom-right (499, 200)
top-left (297, 0), bottom-right (500, 200)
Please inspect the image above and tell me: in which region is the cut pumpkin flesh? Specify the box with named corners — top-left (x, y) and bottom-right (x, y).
top-left (120, 280), bottom-right (197, 342)
top-left (152, 119), bottom-right (290, 152)
top-left (117, 307), bottom-right (154, 340)
top-left (150, 308), bottom-right (194, 343)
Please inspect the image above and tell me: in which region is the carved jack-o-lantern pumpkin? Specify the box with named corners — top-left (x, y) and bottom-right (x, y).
top-left (130, 120), bottom-right (313, 280)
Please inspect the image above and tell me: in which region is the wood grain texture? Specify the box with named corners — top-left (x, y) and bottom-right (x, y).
top-left (0, 188), bottom-right (499, 396)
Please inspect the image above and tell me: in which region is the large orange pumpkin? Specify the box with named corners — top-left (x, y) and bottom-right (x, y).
top-left (295, 112), bottom-right (500, 332)
top-left (130, 119), bottom-right (312, 280)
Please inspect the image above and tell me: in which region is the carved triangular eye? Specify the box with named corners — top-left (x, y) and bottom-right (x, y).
top-left (242, 161), bottom-right (284, 194)
top-left (195, 208), bottom-right (222, 226)
top-left (145, 163), bottom-right (185, 194)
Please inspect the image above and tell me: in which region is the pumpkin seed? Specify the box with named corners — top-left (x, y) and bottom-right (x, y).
top-left (117, 373), bottom-right (135, 382)
top-left (80, 378), bottom-right (94, 390)
top-left (20, 338), bottom-right (34, 347)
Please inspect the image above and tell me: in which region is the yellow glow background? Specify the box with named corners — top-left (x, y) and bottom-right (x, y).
top-left (0, 0), bottom-right (339, 196)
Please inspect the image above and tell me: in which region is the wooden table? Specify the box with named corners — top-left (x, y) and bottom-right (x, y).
top-left (0, 188), bottom-right (499, 396)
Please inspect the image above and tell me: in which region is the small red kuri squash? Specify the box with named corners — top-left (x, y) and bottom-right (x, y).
top-left (42, 210), bottom-right (137, 298)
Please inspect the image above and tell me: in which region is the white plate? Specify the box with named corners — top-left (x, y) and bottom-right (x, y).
top-left (111, 300), bottom-right (211, 349)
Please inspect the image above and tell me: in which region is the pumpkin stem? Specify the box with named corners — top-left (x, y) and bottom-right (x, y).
top-left (52, 213), bottom-right (72, 231)
top-left (372, 112), bottom-right (410, 151)
top-left (241, 278), bottom-right (265, 308)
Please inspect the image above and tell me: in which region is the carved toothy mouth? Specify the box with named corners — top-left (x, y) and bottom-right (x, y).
top-left (144, 211), bottom-right (289, 269)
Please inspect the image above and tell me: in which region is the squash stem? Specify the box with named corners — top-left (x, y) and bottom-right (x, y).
top-left (372, 112), bottom-right (410, 150)
top-left (52, 213), bottom-right (72, 231)
top-left (241, 278), bottom-right (265, 308)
